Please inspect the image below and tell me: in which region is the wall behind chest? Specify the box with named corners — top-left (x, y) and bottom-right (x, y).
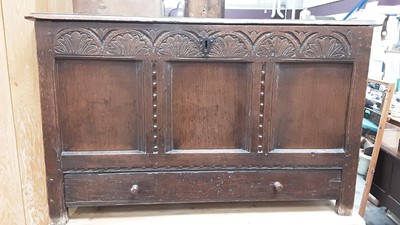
top-left (0, 1), bottom-right (72, 225)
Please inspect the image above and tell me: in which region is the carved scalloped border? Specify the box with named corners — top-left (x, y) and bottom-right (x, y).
top-left (55, 28), bottom-right (102, 55)
top-left (154, 31), bottom-right (202, 57)
top-left (54, 28), bottom-right (352, 59)
top-left (103, 30), bottom-right (153, 56)
top-left (207, 31), bottom-right (252, 58)
top-left (254, 32), bottom-right (300, 58)
top-left (63, 165), bottom-right (305, 172)
top-left (299, 31), bottom-right (352, 58)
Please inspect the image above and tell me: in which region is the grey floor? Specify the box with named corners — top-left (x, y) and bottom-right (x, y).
top-left (354, 175), bottom-right (399, 225)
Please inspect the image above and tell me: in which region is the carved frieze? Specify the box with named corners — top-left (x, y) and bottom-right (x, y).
top-left (54, 27), bottom-right (352, 59)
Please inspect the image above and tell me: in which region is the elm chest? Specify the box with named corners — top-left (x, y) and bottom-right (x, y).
top-left (27, 14), bottom-right (375, 224)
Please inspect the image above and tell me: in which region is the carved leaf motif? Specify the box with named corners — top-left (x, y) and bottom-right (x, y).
top-left (146, 29), bottom-right (158, 41)
top-left (209, 35), bottom-right (248, 57)
top-left (89, 28), bottom-right (112, 40)
top-left (55, 31), bottom-right (99, 54)
top-left (158, 34), bottom-right (200, 57)
top-left (244, 30), bottom-right (261, 43)
top-left (305, 36), bottom-right (345, 58)
top-left (293, 31), bottom-right (310, 43)
top-left (107, 33), bottom-right (150, 55)
top-left (196, 30), bottom-right (214, 37)
top-left (257, 36), bottom-right (296, 57)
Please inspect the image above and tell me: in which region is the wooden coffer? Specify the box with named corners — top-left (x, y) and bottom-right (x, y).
top-left (27, 14), bottom-right (374, 223)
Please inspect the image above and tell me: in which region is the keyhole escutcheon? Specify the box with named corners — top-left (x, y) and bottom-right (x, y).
top-left (200, 37), bottom-right (214, 55)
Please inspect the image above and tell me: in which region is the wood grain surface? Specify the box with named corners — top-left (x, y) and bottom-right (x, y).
top-left (64, 170), bottom-right (341, 206)
top-left (272, 63), bottom-right (352, 149)
top-left (0, 1), bottom-right (26, 224)
top-left (58, 59), bottom-right (142, 151)
top-left (171, 62), bottom-right (248, 150)
top-left (1, 1), bottom-right (72, 225)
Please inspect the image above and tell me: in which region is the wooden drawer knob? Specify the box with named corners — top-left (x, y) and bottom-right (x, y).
top-left (273, 182), bottom-right (284, 192)
top-left (130, 184), bottom-right (139, 195)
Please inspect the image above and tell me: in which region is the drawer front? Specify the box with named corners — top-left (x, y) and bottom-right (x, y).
top-left (64, 169), bottom-right (341, 206)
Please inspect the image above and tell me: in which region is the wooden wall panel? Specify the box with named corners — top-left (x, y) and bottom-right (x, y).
top-left (72, 0), bottom-right (162, 17)
top-left (0, 1), bottom-right (26, 224)
top-left (49, 0), bottom-right (73, 13)
top-left (0, 1), bottom-right (72, 225)
top-left (1, 0), bottom-right (51, 224)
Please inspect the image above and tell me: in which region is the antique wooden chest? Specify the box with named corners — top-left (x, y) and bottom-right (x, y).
top-left (27, 14), bottom-right (375, 224)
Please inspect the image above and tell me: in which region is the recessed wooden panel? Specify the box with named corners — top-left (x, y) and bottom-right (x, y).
top-left (272, 63), bottom-right (352, 149)
top-left (390, 161), bottom-right (400, 202)
top-left (58, 59), bottom-right (141, 151)
top-left (170, 62), bottom-right (248, 150)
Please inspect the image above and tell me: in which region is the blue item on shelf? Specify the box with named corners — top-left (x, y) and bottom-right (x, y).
top-left (362, 118), bottom-right (378, 132)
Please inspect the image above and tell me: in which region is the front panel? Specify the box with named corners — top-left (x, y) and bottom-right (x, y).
top-left (272, 62), bottom-right (352, 150)
top-left (169, 62), bottom-right (249, 151)
top-left (57, 59), bottom-right (144, 152)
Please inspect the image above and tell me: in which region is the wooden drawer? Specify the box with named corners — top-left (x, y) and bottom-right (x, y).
top-left (64, 169), bottom-right (341, 206)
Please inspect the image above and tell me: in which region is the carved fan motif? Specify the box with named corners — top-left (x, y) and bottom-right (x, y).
top-left (158, 34), bottom-right (200, 57)
top-left (55, 31), bottom-right (99, 54)
top-left (106, 33), bottom-right (151, 55)
top-left (209, 35), bottom-right (248, 57)
top-left (53, 28), bottom-right (352, 59)
top-left (256, 36), bottom-right (296, 57)
top-left (305, 36), bottom-right (346, 58)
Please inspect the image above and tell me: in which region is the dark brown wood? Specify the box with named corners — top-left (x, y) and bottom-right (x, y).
top-left (64, 169), bottom-right (341, 206)
top-left (61, 150), bottom-right (348, 170)
top-left (371, 123), bottom-right (400, 219)
top-left (57, 59), bottom-right (143, 151)
top-left (336, 27), bottom-right (374, 216)
top-left (28, 14), bottom-right (375, 222)
top-left (272, 62), bottom-right (352, 149)
top-left (35, 21), bottom-right (68, 224)
top-left (391, 162), bottom-right (400, 209)
top-left (371, 150), bottom-right (400, 219)
top-left (170, 62), bottom-right (248, 150)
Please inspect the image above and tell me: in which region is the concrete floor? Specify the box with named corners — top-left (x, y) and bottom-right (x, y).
top-left (68, 201), bottom-right (365, 225)
top-left (354, 175), bottom-right (398, 225)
